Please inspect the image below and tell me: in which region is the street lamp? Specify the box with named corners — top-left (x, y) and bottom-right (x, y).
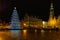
top-left (24, 23), bottom-right (26, 26)
top-left (42, 21), bottom-right (45, 28)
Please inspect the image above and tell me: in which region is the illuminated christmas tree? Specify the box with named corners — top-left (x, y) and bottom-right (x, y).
top-left (10, 7), bottom-right (21, 29)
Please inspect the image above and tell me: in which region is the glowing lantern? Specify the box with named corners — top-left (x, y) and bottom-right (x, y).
top-left (23, 23), bottom-right (27, 26)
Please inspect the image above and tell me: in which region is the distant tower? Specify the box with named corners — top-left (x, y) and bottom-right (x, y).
top-left (48, 2), bottom-right (54, 27)
top-left (49, 2), bottom-right (54, 20)
top-left (48, 2), bottom-right (57, 27)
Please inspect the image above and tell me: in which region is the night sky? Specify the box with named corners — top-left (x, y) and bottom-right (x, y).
top-left (0, 0), bottom-right (60, 22)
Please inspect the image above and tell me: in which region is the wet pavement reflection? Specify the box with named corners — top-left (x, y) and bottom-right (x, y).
top-left (0, 29), bottom-right (60, 40)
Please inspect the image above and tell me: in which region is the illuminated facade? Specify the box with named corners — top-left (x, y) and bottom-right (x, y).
top-left (0, 20), bottom-right (10, 29)
top-left (21, 14), bottom-right (42, 28)
top-left (56, 15), bottom-right (60, 28)
top-left (21, 14), bottom-right (29, 28)
top-left (29, 16), bottom-right (42, 28)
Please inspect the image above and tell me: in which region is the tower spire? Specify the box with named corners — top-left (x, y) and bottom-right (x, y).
top-left (49, 1), bottom-right (54, 19)
top-left (50, 1), bottom-right (54, 10)
top-left (51, 1), bottom-right (53, 7)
